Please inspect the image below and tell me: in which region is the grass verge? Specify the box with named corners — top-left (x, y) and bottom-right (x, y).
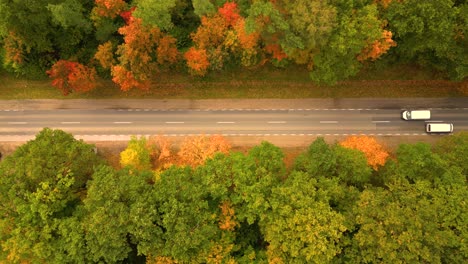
top-left (0, 65), bottom-right (466, 100)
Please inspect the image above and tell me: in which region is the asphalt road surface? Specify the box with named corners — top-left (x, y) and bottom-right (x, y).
top-left (1, 98), bottom-right (467, 141)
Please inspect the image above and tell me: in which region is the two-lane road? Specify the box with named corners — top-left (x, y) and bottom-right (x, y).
top-left (1, 106), bottom-right (467, 141)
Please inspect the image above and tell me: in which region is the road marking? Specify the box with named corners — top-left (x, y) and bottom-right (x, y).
top-left (165, 121), bottom-right (184, 124)
top-left (61, 122), bottom-right (81, 124)
top-left (8, 122), bottom-right (27, 124)
top-left (268, 121), bottom-right (286, 124)
top-left (320, 121), bottom-right (338, 124)
top-left (373, 121), bottom-right (390, 123)
top-left (114, 121), bottom-right (132, 124)
top-left (217, 121), bottom-right (235, 124)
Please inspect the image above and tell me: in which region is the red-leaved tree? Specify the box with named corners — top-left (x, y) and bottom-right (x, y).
top-left (218, 2), bottom-right (241, 27)
top-left (47, 60), bottom-right (97, 96)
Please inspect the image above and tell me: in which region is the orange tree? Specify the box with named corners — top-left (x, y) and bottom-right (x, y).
top-left (185, 2), bottom-right (261, 76)
top-left (340, 135), bottom-right (389, 170)
top-left (177, 135), bottom-right (231, 167)
top-left (111, 12), bottom-right (179, 91)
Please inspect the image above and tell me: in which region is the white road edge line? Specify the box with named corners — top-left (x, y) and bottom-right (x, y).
top-left (320, 121), bottom-right (338, 124)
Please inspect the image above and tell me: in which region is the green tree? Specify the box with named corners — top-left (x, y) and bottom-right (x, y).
top-left (194, 141), bottom-right (286, 261)
top-left (192, 0), bottom-right (216, 18)
top-left (0, 0), bottom-right (95, 76)
top-left (350, 181), bottom-right (468, 263)
top-left (169, 0), bottom-right (200, 49)
top-left (381, 142), bottom-right (465, 186)
top-left (294, 137), bottom-right (372, 187)
top-left (244, 0), bottom-right (302, 63)
top-left (276, 0), bottom-right (337, 66)
top-left (309, 3), bottom-right (384, 84)
top-left (151, 166), bottom-right (222, 262)
top-left (263, 170), bottom-right (347, 263)
top-left (83, 165), bottom-right (157, 263)
top-left (133, 0), bottom-right (177, 31)
top-left (433, 132), bottom-right (468, 178)
top-left (0, 128), bottom-right (101, 263)
top-left (384, 0), bottom-right (467, 80)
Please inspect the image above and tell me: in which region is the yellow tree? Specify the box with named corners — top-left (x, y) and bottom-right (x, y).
top-left (94, 41), bottom-right (115, 69)
top-left (119, 136), bottom-right (151, 170)
top-left (340, 136), bottom-right (389, 170)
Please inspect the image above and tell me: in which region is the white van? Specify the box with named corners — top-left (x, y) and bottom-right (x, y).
top-left (426, 123), bottom-right (453, 133)
top-left (402, 110), bottom-right (431, 120)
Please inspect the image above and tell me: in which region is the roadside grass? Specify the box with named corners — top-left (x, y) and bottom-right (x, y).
top-left (0, 65), bottom-right (466, 100)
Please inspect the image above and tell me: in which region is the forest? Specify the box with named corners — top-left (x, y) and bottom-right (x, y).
top-left (0, 128), bottom-right (467, 263)
top-left (0, 0), bottom-right (467, 95)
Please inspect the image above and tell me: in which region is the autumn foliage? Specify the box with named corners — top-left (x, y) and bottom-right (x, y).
top-left (111, 65), bottom-right (150, 91)
top-left (218, 2), bottom-right (241, 27)
top-left (94, 41), bottom-right (115, 69)
top-left (3, 31), bottom-right (25, 67)
top-left (177, 135), bottom-right (232, 167)
top-left (340, 136), bottom-right (389, 170)
top-left (47, 60), bottom-right (97, 96)
top-left (112, 16), bottom-right (178, 91)
top-left (358, 30), bottom-right (397, 61)
top-left (184, 47), bottom-right (210, 76)
top-left (119, 135), bottom-right (231, 170)
top-left (218, 200), bottom-right (238, 231)
top-left (265, 43), bottom-right (288, 62)
top-left (186, 2), bottom-right (262, 75)
top-left (156, 36), bottom-right (179, 65)
top-left (93, 0), bottom-right (127, 19)
top-left (191, 14), bottom-right (227, 50)
top-left (148, 135), bottom-right (174, 169)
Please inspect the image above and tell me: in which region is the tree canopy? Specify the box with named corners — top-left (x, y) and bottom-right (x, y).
top-left (1, 131), bottom-right (467, 263)
top-left (0, 0), bottom-right (465, 87)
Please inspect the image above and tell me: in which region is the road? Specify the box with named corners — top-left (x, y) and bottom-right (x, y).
top-left (1, 98), bottom-right (467, 141)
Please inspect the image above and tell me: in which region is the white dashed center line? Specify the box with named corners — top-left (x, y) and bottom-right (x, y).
top-left (114, 122), bottom-right (132, 124)
top-left (165, 121), bottom-right (184, 124)
top-left (61, 122), bottom-right (81, 124)
top-left (8, 122), bottom-right (27, 125)
top-left (217, 121), bottom-right (235, 124)
top-left (268, 121), bottom-right (286, 124)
